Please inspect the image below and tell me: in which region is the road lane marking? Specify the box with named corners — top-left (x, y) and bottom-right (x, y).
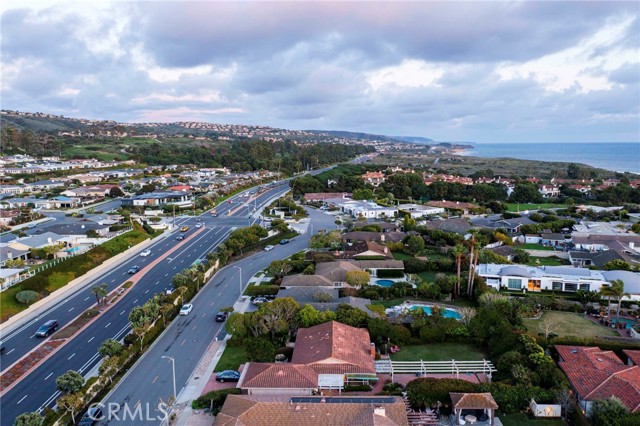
top-left (152, 376), bottom-right (158, 384)
top-left (7, 348), bottom-right (15, 355)
top-left (105, 322), bottom-right (111, 328)
top-left (88, 337), bottom-right (95, 343)
top-left (68, 353), bottom-right (76, 360)
top-left (133, 299), bottom-right (139, 304)
top-left (193, 325), bottom-right (197, 331)
top-left (45, 372), bottom-right (53, 380)
top-left (68, 307), bottom-right (74, 312)
top-left (84, 297), bottom-right (90, 301)
top-left (120, 310), bottom-right (126, 315)
top-left (165, 273), bottom-right (169, 277)
top-left (155, 281), bottom-right (160, 285)
top-left (181, 339), bottom-right (186, 346)
top-left (144, 289), bottom-right (149, 294)
top-left (17, 395), bottom-right (27, 404)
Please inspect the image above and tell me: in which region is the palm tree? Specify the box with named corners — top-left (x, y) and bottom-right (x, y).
top-left (451, 244), bottom-right (467, 299)
top-left (91, 284), bottom-right (108, 306)
top-left (607, 279), bottom-right (630, 319)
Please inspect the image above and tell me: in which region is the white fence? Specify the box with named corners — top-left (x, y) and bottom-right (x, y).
top-left (374, 359), bottom-right (496, 381)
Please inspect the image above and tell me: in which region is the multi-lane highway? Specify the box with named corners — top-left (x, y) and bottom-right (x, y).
top-left (100, 207), bottom-right (338, 425)
top-left (0, 183), bottom-right (291, 425)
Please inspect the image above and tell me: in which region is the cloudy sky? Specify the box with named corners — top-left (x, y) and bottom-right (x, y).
top-left (1, 1), bottom-right (639, 143)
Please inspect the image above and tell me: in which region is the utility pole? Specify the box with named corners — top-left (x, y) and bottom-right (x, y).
top-left (161, 356), bottom-right (176, 403)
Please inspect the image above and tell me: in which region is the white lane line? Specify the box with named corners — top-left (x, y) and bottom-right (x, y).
top-left (105, 322), bottom-right (111, 328)
top-left (84, 297), bottom-right (90, 301)
top-left (144, 289), bottom-right (149, 294)
top-left (17, 395), bottom-right (28, 404)
top-left (7, 348), bottom-right (15, 355)
top-left (68, 307), bottom-right (74, 312)
top-left (155, 281), bottom-right (160, 286)
top-left (68, 353), bottom-right (76, 360)
top-left (88, 337), bottom-right (95, 343)
top-left (45, 372), bottom-right (53, 381)
top-left (120, 310), bottom-right (126, 316)
top-left (111, 279), bottom-right (116, 283)
top-left (164, 273), bottom-right (169, 277)
top-left (133, 299), bottom-right (139, 304)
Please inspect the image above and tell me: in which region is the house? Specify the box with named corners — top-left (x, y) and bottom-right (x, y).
top-left (24, 180), bottom-right (66, 192)
top-left (214, 395), bottom-right (409, 426)
top-left (422, 218), bottom-right (472, 236)
top-left (539, 185), bottom-right (560, 198)
top-left (486, 244), bottom-right (517, 261)
top-left (350, 260), bottom-right (405, 278)
top-left (8, 232), bottom-right (64, 250)
top-left (556, 345), bottom-right (640, 414)
top-left (238, 363), bottom-right (318, 396)
top-left (0, 185), bottom-right (29, 195)
top-left (361, 171), bottom-right (386, 187)
top-left (0, 245), bottom-right (30, 267)
top-left (61, 185), bottom-right (118, 198)
top-left (476, 264), bottom-right (610, 294)
top-left (0, 210), bottom-right (20, 226)
top-left (353, 222), bottom-right (402, 233)
top-left (472, 217), bottom-right (536, 235)
top-left (339, 200), bottom-right (398, 219)
top-left (539, 233), bottom-right (571, 247)
top-left (343, 241), bottom-right (393, 260)
top-left (275, 287), bottom-right (375, 315)
top-left (0, 268), bottom-right (27, 290)
top-left (624, 350), bottom-right (640, 366)
top-left (342, 231), bottom-right (406, 244)
top-left (569, 250), bottom-right (631, 268)
top-left (303, 192), bottom-right (352, 203)
top-left (397, 203), bottom-right (445, 219)
top-left (426, 200), bottom-right (480, 215)
top-left (121, 191), bottom-right (194, 207)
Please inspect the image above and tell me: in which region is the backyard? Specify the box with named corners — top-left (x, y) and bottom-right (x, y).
top-left (526, 256), bottom-right (570, 267)
top-left (505, 203), bottom-right (567, 212)
top-left (519, 243), bottom-right (554, 251)
top-left (499, 413), bottom-right (566, 426)
top-left (390, 342), bottom-right (487, 362)
top-left (522, 311), bottom-right (618, 338)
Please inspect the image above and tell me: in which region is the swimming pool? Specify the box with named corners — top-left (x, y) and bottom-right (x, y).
top-left (612, 318), bottom-right (637, 329)
top-left (375, 279), bottom-right (396, 287)
top-left (409, 304), bottom-right (462, 320)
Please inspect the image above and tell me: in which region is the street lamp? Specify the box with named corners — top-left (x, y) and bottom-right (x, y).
top-left (233, 266), bottom-right (243, 297)
top-left (161, 356), bottom-right (176, 403)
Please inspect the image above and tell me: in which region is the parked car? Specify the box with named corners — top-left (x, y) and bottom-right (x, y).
top-left (179, 304), bottom-right (193, 316)
top-left (127, 265), bottom-right (141, 274)
top-left (215, 370), bottom-right (241, 382)
top-left (279, 239), bottom-right (290, 245)
top-left (264, 245), bottom-right (274, 251)
top-left (78, 406), bottom-right (103, 426)
top-left (176, 235), bottom-right (185, 241)
top-left (215, 312), bottom-right (229, 322)
top-left (252, 297), bottom-right (269, 306)
top-left (35, 320), bottom-right (59, 337)
top-left (140, 250), bottom-right (151, 257)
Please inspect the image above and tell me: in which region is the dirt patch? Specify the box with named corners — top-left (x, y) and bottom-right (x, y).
top-left (0, 339), bottom-right (65, 392)
top-left (53, 308), bottom-right (101, 339)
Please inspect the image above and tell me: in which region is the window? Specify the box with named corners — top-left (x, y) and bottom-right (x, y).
top-left (579, 283), bottom-right (590, 291)
top-left (565, 283), bottom-right (578, 292)
top-left (552, 281), bottom-right (563, 291)
top-left (508, 278), bottom-right (521, 290)
top-left (528, 280), bottom-right (541, 292)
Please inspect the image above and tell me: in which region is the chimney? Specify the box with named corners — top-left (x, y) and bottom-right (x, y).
top-left (630, 242), bottom-right (635, 250)
top-left (7, 251), bottom-right (12, 260)
top-left (374, 406), bottom-right (386, 417)
top-left (370, 342), bottom-right (376, 358)
top-left (384, 247), bottom-right (388, 253)
top-left (47, 237), bottom-right (52, 244)
top-left (380, 234), bottom-right (385, 243)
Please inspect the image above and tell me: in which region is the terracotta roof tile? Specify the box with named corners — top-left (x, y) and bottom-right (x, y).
top-left (291, 321), bottom-right (374, 373)
top-left (624, 350), bottom-right (640, 366)
top-left (240, 363), bottom-right (318, 389)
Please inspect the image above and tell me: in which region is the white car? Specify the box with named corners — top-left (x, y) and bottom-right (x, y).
top-left (264, 245), bottom-right (274, 251)
top-left (252, 297), bottom-right (269, 306)
top-left (140, 250), bottom-right (151, 257)
top-left (179, 304), bottom-right (193, 316)
top-left (195, 222), bottom-right (203, 228)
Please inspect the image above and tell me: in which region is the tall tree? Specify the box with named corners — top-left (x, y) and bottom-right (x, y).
top-left (91, 284), bottom-right (108, 306)
top-left (601, 279), bottom-right (630, 319)
top-left (14, 412), bottom-right (44, 426)
top-left (55, 370), bottom-right (84, 394)
top-left (451, 244), bottom-right (467, 299)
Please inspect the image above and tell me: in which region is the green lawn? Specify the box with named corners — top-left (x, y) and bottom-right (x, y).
top-left (64, 145), bottom-right (128, 161)
top-left (522, 311), bottom-right (618, 338)
top-left (526, 256), bottom-right (570, 267)
top-left (392, 252), bottom-right (412, 260)
top-left (519, 243), bottom-right (554, 251)
top-left (418, 271), bottom-right (440, 283)
top-left (499, 413), bottom-right (566, 426)
top-left (505, 203), bottom-right (567, 212)
top-left (390, 343), bottom-right (487, 361)
top-left (214, 346), bottom-right (248, 372)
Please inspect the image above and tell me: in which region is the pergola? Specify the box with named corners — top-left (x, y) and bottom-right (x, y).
top-left (450, 392), bottom-right (499, 425)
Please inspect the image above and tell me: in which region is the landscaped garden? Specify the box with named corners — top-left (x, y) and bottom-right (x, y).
top-left (526, 256), bottom-right (570, 267)
top-left (519, 243), bottom-right (554, 251)
top-left (214, 346), bottom-right (248, 372)
top-left (522, 311), bottom-right (618, 338)
top-left (499, 413), bottom-right (566, 426)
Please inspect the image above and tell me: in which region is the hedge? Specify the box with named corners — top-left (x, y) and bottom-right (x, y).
top-left (377, 269), bottom-right (405, 278)
top-left (406, 378), bottom-right (479, 410)
top-left (192, 388), bottom-right (241, 411)
top-left (246, 285), bottom-right (280, 297)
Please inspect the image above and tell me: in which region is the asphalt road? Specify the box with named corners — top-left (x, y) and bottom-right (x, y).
top-left (0, 183), bottom-right (291, 425)
top-left (99, 207), bottom-right (338, 425)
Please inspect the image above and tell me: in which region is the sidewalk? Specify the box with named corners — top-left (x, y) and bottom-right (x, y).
top-left (173, 297), bottom-right (252, 426)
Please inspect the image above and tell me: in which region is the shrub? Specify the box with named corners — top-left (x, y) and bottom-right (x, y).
top-left (381, 382), bottom-right (405, 395)
top-left (15, 290), bottom-right (40, 305)
top-left (406, 378), bottom-right (479, 410)
top-left (192, 388), bottom-right (241, 411)
top-left (404, 258), bottom-right (429, 273)
top-left (377, 269), bottom-right (405, 278)
top-left (344, 384), bottom-right (372, 392)
top-left (246, 285), bottom-right (280, 296)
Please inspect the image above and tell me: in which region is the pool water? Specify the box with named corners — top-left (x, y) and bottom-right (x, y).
top-left (612, 318), bottom-right (637, 329)
top-left (410, 305), bottom-right (462, 320)
top-left (375, 279), bottom-right (396, 287)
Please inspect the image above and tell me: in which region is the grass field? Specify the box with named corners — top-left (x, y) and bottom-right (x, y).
top-left (418, 271), bottom-right (442, 283)
top-left (499, 413), bottom-right (566, 426)
top-left (214, 346), bottom-right (248, 372)
top-left (526, 256), bottom-right (570, 267)
top-left (390, 343), bottom-right (487, 361)
top-left (505, 203), bottom-right (567, 212)
top-left (522, 311), bottom-right (618, 338)
top-left (64, 145), bottom-right (129, 161)
top-left (392, 252), bottom-right (412, 260)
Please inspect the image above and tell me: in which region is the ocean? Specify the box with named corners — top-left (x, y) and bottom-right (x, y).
top-left (456, 142), bottom-right (640, 174)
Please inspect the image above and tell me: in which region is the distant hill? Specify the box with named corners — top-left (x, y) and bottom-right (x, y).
top-left (306, 129), bottom-right (406, 143)
top-left (391, 136), bottom-right (434, 144)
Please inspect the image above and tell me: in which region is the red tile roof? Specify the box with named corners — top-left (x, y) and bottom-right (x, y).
top-left (292, 321), bottom-right (375, 374)
top-left (624, 350), bottom-right (640, 366)
top-left (556, 345), bottom-right (640, 412)
top-left (240, 363), bottom-right (318, 389)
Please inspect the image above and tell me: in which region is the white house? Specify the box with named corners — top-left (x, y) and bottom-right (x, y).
top-left (336, 200), bottom-right (398, 219)
top-left (397, 203), bottom-right (445, 219)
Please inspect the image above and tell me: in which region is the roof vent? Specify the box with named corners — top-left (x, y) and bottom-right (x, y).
top-left (597, 358), bottom-right (604, 362)
top-left (571, 349), bottom-right (578, 354)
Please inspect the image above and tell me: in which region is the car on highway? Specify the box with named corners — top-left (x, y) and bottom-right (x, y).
top-left (279, 239), bottom-right (290, 245)
top-left (127, 265), bottom-right (141, 274)
top-left (252, 297), bottom-right (269, 306)
top-left (78, 406), bottom-right (103, 426)
top-left (140, 249), bottom-right (151, 257)
top-left (179, 304), bottom-right (193, 316)
top-left (176, 235), bottom-right (185, 240)
top-left (211, 212), bottom-right (219, 217)
top-left (195, 222), bottom-right (203, 228)
top-left (35, 320), bottom-right (59, 337)
top-left (215, 370), bottom-right (241, 382)
top-left (215, 312), bottom-right (229, 322)
top-left (181, 226), bottom-right (189, 232)
top-left (264, 245), bottom-right (274, 251)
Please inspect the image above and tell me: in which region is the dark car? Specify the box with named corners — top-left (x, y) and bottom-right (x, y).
top-left (176, 235), bottom-right (185, 240)
top-left (216, 370), bottom-right (241, 382)
top-left (127, 265), bottom-right (141, 274)
top-left (279, 239), bottom-right (290, 245)
top-left (78, 406), bottom-right (103, 426)
top-left (215, 312), bottom-right (228, 322)
top-left (35, 320), bottom-right (58, 337)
